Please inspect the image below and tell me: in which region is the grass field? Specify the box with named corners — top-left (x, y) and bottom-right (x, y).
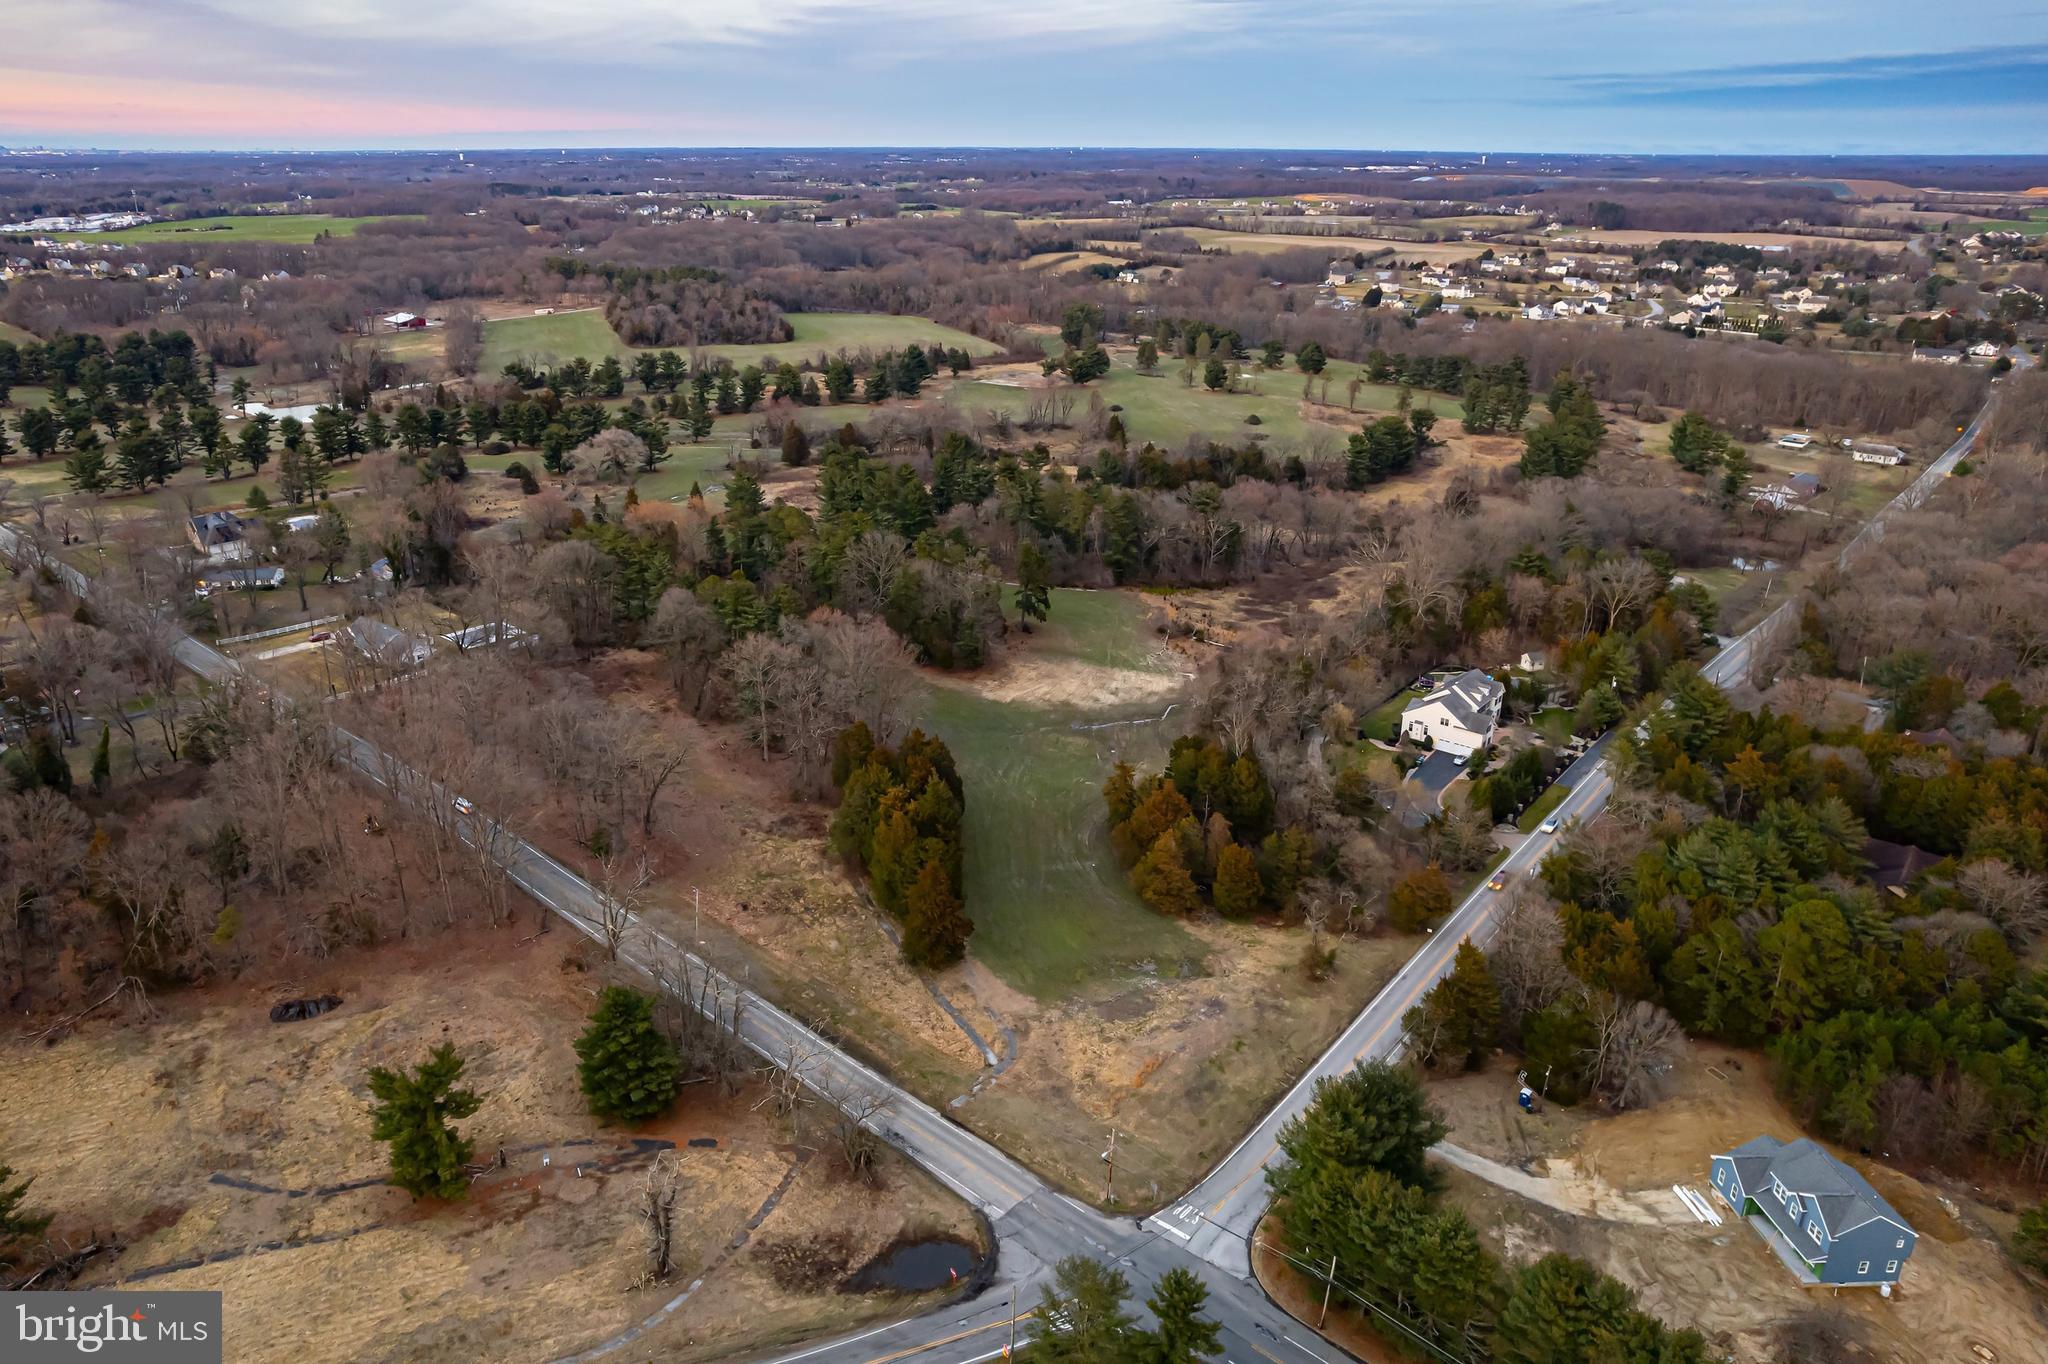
top-left (0, 320), bottom-right (36, 346)
top-left (1010, 586), bottom-right (1173, 672)
top-left (1958, 212), bottom-right (2048, 237)
top-left (922, 684), bottom-right (1201, 998)
top-left (387, 309), bottom-right (1002, 375)
top-left (1174, 226), bottom-right (1493, 264)
top-left (947, 352), bottom-right (1463, 453)
top-left (49, 213), bottom-right (420, 245)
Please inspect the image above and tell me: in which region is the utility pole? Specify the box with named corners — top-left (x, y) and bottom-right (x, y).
top-left (1319, 1253), bottom-right (1338, 1328)
top-left (1103, 1128), bottom-right (1118, 1206)
top-left (693, 886), bottom-right (702, 948)
top-left (1006, 1285), bottom-right (1017, 1359)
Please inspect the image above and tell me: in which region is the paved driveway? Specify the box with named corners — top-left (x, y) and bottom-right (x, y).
top-left (1400, 749), bottom-right (1468, 825)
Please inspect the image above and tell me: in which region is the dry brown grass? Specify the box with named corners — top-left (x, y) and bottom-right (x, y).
top-left (0, 928), bottom-right (978, 1364)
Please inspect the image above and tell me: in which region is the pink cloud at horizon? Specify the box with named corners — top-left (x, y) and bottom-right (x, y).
top-left (0, 68), bottom-right (654, 143)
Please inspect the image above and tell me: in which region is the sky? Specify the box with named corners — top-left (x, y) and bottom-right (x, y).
top-left (4, 0), bottom-right (2046, 154)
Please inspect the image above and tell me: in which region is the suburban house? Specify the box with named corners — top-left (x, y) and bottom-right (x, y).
top-left (1969, 340), bottom-right (2003, 360)
top-left (382, 311), bottom-right (426, 330)
top-left (348, 617), bottom-right (433, 669)
top-left (1400, 669), bottom-right (1505, 756)
top-left (1325, 260), bottom-right (1356, 286)
top-left (186, 510), bottom-right (247, 559)
top-left (1710, 1136), bottom-right (1916, 1287)
top-left (1851, 443), bottom-right (1907, 467)
top-left (194, 566), bottom-right (284, 596)
top-left (1911, 345), bottom-right (1963, 365)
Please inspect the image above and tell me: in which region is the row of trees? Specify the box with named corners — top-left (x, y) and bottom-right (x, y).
top-left (827, 724), bottom-right (973, 968)
top-left (1101, 737), bottom-right (1315, 919)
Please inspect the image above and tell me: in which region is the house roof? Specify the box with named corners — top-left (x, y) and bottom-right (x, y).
top-left (189, 510), bottom-right (245, 543)
top-left (1404, 668), bottom-right (1504, 733)
top-left (1720, 1135), bottom-right (1912, 1256)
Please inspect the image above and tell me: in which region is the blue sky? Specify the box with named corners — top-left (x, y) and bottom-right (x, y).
top-left (4, 1), bottom-right (2046, 151)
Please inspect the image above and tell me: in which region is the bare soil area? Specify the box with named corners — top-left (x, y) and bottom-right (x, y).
top-left (0, 929), bottom-right (979, 1364)
top-left (1424, 1048), bottom-right (2048, 1364)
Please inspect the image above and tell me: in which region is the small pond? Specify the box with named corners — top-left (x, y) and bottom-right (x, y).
top-left (845, 1236), bottom-right (979, 1292)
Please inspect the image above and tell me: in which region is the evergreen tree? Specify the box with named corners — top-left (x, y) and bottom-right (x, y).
top-left (1132, 831), bottom-right (1201, 916)
top-left (1269, 1060), bottom-right (1448, 1199)
top-left (574, 987), bottom-right (681, 1122)
top-left (902, 860), bottom-right (972, 969)
top-left (62, 442), bottom-right (110, 495)
top-left (781, 422), bottom-right (811, 468)
top-left (1140, 1267), bottom-right (1221, 1364)
top-left (1212, 843), bottom-right (1263, 917)
top-left (0, 1163), bottom-right (51, 1269)
top-left (1030, 1256), bottom-right (1134, 1362)
top-left (1405, 942), bottom-right (1501, 1070)
top-left (1015, 541), bottom-right (1051, 629)
top-left (366, 1043), bottom-right (484, 1200)
top-left (1295, 340), bottom-right (1326, 374)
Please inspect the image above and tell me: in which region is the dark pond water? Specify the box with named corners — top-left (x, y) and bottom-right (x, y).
top-left (846, 1237), bottom-right (979, 1292)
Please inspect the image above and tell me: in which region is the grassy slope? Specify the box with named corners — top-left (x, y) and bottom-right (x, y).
top-left (50, 214), bottom-right (420, 244)
top-left (920, 588), bottom-right (1200, 999)
top-left (0, 320), bottom-right (37, 346)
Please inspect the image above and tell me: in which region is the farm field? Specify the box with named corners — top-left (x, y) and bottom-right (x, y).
top-left (1958, 211), bottom-right (2048, 236)
top-left (49, 213), bottom-right (421, 244)
top-left (0, 928), bottom-right (979, 1364)
top-left (1173, 226), bottom-right (1494, 263)
top-left (0, 319), bottom-right (37, 345)
top-left (385, 309), bottom-right (1002, 375)
top-left (1021, 250), bottom-right (1125, 273)
top-left (1545, 228), bottom-right (1912, 254)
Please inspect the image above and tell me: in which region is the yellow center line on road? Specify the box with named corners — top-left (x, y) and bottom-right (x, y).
top-left (863, 1313), bottom-right (1030, 1364)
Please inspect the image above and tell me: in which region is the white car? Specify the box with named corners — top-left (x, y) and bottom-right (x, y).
top-left (1451, 754), bottom-right (1468, 767)
top-left (1539, 816), bottom-right (1562, 835)
top-left (452, 796), bottom-right (476, 816)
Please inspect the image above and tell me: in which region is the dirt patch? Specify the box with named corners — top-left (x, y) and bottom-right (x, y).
top-left (0, 928), bottom-right (978, 1364)
top-left (1425, 1047), bottom-right (2048, 1364)
top-left (928, 652), bottom-right (1188, 709)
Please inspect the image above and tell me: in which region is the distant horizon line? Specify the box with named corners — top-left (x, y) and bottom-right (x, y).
top-left (4, 143), bottom-right (2048, 162)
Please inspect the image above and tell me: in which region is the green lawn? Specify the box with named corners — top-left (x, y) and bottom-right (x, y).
top-left (945, 354), bottom-right (1461, 455)
top-left (1516, 781), bottom-right (1572, 834)
top-left (0, 320), bottom-right (36, 346)
top-left (1957, 213), bottom-right (2048, 237)
top-left (921, 682), bottom-right (1203, 999)
top-left (1359, 691), bottom-right (1414, 743)
top-left (48, 213), bottom-right (420, 245)
top-left (388, 309), bottom-right (1003, 376)
top-left (1011, 587), bottom-right (1171, 672)
top-left (1532, 707), bottom-right (1577, 746)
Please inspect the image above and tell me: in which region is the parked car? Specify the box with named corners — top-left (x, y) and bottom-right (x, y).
top-left (1451, 754), bottom-right (1468, 767)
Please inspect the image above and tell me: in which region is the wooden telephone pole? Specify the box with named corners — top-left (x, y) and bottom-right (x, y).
top-left (1103, 1129), bottom-right (1119, 1206)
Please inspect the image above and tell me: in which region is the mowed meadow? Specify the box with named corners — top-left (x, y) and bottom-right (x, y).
top-left (380, 309), bottom-right (1003, 375)
top-left (51, 213), bottom-right (422, 245)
